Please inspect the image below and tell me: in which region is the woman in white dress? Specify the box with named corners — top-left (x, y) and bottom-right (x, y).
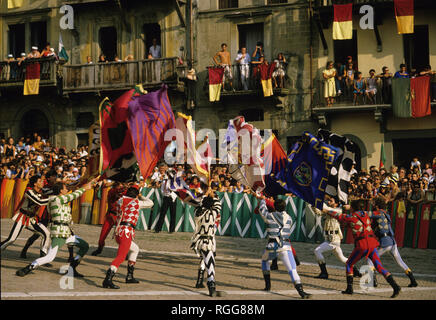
top-left (323, 61), bottom-right (336, 107)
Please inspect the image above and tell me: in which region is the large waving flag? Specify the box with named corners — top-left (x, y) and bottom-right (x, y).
top-left (59, 33), bottom-right (69, 62)
top-left (167, 170), bottom-right (201, 207)
top-left (100, 85), bottom-right (146, 182)
top-left (223, 116), bottom-right (265, 192)
top-left (394, 0), bottom-right (414, 34)
top-left (259, 63), bottom-right (275, 97)
top-left (333, 3), bottom-right (353, 40)
top-left (86, 121), bottom-right (101, 179)
top-left (127, 84), bottom-right (176, 180)
top-left (209, 67), bottom-right (224, 102)
top-left (273, 132), bottom-right (339, 210)
top-left (262, 133), bottom-right (288, 197)
top-left (23, 61), bottom-right (40, 95)
top-left (175, 113), bottom-right (212, 182)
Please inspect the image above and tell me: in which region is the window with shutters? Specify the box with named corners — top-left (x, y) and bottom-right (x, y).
top-left (219, 0), bottom-right (238, 9)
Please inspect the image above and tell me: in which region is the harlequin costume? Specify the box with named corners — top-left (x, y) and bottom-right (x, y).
top-left (1, 181), bottom-right (50, 256)
top-left (325, 205), bottom-right (401, 298)
top-left (92, 184), bottom-right (126, 256)
top-left (102, 187), bottom-right (153, 289)
top-left (258, 199), bottom-right (311, 299)
top-left (313, 204), bottom-right (362, 279)
top-left (367, 205), bottom-right (417, 288)
top-left (190, 195), bottom-right (221, 297)
top-left (254, 198), bottom-right (300, 270)
top-left (16, 187), bottom-right (89, 277)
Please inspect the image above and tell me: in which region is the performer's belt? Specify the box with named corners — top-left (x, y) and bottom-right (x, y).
top-left (120, 222), bottom-right (136, 229)
top-left (20, 208), bottom-right (35, 217)
top-left (325, 230), bottom-right (339, 235)
top-left (354, 234), bottom-right (375, 242)
top-left (52, 221), bottom-right (70, 226)
top-left (378, 232), bottom-right (391, 238)
top-left (268, 239), bottom-right (291, 244)
top-left (199, 235), bottom-right (214, 240)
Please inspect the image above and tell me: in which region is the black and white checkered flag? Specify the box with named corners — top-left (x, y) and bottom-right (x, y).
top-left (317, 129), bottom-right (356, 204)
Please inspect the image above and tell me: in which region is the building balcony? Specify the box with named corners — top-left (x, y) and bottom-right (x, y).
top-left (0, 57), bottom-right (60, 89)
top-left (62, 57), bottom-right (187, 94)
top-left (313, 0), bottom-right (393, 8)
top-left (205, 64), bottom-right (291, 98)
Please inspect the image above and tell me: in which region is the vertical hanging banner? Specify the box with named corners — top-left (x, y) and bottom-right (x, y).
top-left (208, 67), bottom-right (224, 102)
top-left (410, 76), bottom-right (431, 118)
top-left (259, 63), bottom-right (275, 97)
top-left (394, 200), bottom-right (407, 247)
top-left (23, 61), bottom-right (40, 95)
top-left (333, 3), bottom-right (353, 40)
top-left (417, 204), bottom-right (431, 248)
top-left (394, 0), bottom-right (414, 34)
top-left (428, 204), bottom-right (436, 249)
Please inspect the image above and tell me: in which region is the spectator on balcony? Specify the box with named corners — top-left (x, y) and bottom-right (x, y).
top-left (28, 46), bottom-right (41, 59)
top-left (344, 62), bottom-right (355, 95)
top-left (252, 41), bottom-right (264, 63)
top-left (322, 61), bottom-right (336, 107)
top-left (124, 54), bottom-right (134, 61)
top-left (377, 66), bottom-right (393, 104)
top-left (272, 53), bottom-right (286, 89)
top-left (236, 46), bottom-right (251, 90)
top-left (41, 43), bottom-right (52, 57)
top-left (353, 71), bottom-right (365, 106)
top-left (334, 61), bottom-right (344, 96)
top-left (419, 65), bottom-right (436, 102)
top-left (17, 52), bottom-right (27, 66)
top-left (213, 43), bottom-right (233, 91)
top-left (149, 38), bottom-right (161, 59)
top-left (114, 55), bottom-right (122, 62)
top-left (394, 64), bottom-right (409, 78)
top-left (98, 54), bottom-right (107, 63)
top-left (86, 56), bottom-right (93, 64)
top-left (365, 69), bottom-right (378, 104)
top-left (5, 54), bottom-right (15, 62)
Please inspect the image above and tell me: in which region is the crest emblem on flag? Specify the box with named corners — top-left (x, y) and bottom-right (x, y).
top-left (294, 162), bottom-right (312, 186)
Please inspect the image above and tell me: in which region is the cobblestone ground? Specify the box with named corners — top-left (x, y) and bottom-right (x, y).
top-left (1, 219), bottom-right (436, 300)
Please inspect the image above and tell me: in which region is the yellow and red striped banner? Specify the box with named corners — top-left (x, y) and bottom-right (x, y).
top-left (23, 62), bottom-right (40, 95)
top-left (208, 67), bottom-right (224, 102)
top-left (333, 3), bottom-right (353, 40)
top-left (394, 0), bottom-right (414, 34)
top-left (1, 179), bottom-right (16, 218)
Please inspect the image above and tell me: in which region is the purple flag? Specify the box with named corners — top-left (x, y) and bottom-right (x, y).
top-left (127, 85), bottom-right (176, 179)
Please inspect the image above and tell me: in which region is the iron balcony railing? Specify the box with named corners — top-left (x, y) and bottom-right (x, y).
top-left (313, 0), bottom-right (393, 7)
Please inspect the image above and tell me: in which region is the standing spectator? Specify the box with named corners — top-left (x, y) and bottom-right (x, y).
top-left (365, 69), bottom-right (378, 104)
top-left (378, 66), bottom-right (393, 104)
top-left (272, 53), bottom-right (286, 89)
top-left (425, 183), bottom-right (436, 203)
top-left (410, 157), bottom-right (421, 173)
top-left (407, 181), bottom-right (424, 205)
top-left (28, 46), bottom-right (41, 58)
top-left (213, 43), bottom-right (233, 91)
top-left (33, 136), bottom-right (44, 151)
top-left (419, 65), bottom-right (436, 102)
top-left (86, 56), bottom-right (93, 64)
top-left (335, 61), bottom-right (344, 96)
top-left (423, 163), bottom-right (433, 177)
top-left (251, 41), bottom-right (264, 63)
top-left (98, 54), bottom-right (107, 63)
top-left (148, 38), bottom-right (161, 59)
top-left (322, 61), bottom-right (336, 107)
top-left (236, 46), bottom-right (251, 90)
top-left (4, 138), bottom-right (16, 158)
top-left (353, 71), bottom-right (365, 105)
top-left (40, 43), bottom-right (52, 57)
top-left (394, 64), bottom-right (409, 78)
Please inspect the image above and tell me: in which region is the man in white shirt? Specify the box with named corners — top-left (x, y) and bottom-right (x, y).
top-left (149, 38), bottom-right (161, 59)
top-left (236, 47), bottom-right (251, 90)
top-left (154, 168), bottom-right (178, 233)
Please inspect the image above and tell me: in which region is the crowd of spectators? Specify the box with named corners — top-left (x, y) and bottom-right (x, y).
top-left (0, 133), bottom-right (88, 186)
top-left (323, 56), bottom-right (436, 107)
top-left (1, 133), bottom-right (435, 206)
top-left (348, 158), bottom-right (436, 205)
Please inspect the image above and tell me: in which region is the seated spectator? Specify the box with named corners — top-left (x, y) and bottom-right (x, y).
top-left (344, 62), bottom-right (355, 94)
top-left (394, 64), bottom-right (409, 78)
top-left (272, 53), bottom-right (286, 89)
top-left (353, 71), bottom-right (365, 105)
top-left (236, 47), bottom-right (251, 90)
top-left (322, 61), bottom-right (336, 107)
top-left (149, 38), bottom-right (161, 59)
top-left (377, 66), bottom-right (393, 104)
top-left (28, 46), bottom-right (41, 58)
top-left (419, 65), bottom-right (436, 102)
top-left (365, 69), bottom-right (378, 104)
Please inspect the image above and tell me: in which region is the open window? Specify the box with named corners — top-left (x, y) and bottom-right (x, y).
top-left (30, 21), bottom-right (47, 52)
top-left (403, 25), bottom-right (429, 72)
top-left (238, 23), bottom-right (264, 60)
top-left (8, 24), bottom-right (25, 58)
top-left (219, 0), bottom-right (238, 9)
top-left (99, 27), bottom-right (117, 61)
top-left (143, 23), bottom-right (161, 59)
top-left (333, 29), bottom-right (358, 68)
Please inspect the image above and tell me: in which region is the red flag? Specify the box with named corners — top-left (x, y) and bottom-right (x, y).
top-left (411, 76), bottom-right (431, 118)
top-left (333, 3), bottom-right (353, 40)
top-left (209, 67), bottom-right (224, 102)
top-left (23, 62), bottom-right (40, 95)
top-left (259, 63), bottom-right (275, 97)
top-left (394, 0), bottom-right (414, 34)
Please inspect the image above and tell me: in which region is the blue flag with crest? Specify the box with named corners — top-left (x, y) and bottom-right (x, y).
top-left (272, 132), bottom-right (339, 210)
